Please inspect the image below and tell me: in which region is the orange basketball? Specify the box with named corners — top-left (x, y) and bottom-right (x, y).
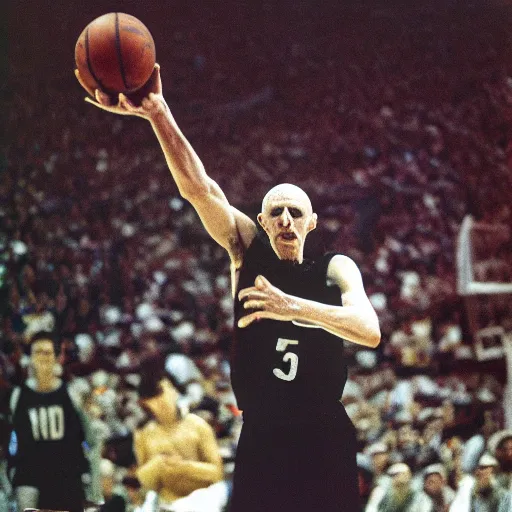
top-left (75, 13), bottom-right (156, 95)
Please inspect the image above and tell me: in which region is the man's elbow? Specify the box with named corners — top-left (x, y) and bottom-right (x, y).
top-left (368, 326), bottom-right (381, 348)
top-left (180, 177), bottom-right (215, 203)
top-left (180, 183), bottom-right (209, 203)
top-left (213, 464), bottom-right (224, 483)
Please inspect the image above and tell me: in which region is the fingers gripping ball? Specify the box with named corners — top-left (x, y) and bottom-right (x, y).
top-left (75, 13), bottom-right (156, 95)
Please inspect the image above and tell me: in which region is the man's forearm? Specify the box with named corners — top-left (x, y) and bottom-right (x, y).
top-left (292, 297), bottom-right (381, 348)
top-left (136, 457), bottom-right (163, 491)
top-left (149, 103), bottom-right (212, 200)
top-left (161, 460), bottom-right (223, 494)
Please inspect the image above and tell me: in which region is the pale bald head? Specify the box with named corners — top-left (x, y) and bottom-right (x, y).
top-left (261, 183), bottom-right (313, 214)
top-left (258, 183), bottom-right (317, 263)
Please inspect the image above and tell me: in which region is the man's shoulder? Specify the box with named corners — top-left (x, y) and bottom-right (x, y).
top-left (183, 412), bottom-right (212, 428)
top-left (326, 253), bottom-right (355, 268)
top-left (326, 254), bottom-right (358, 282)
top-left (136, 420), bottom-right (159, 437)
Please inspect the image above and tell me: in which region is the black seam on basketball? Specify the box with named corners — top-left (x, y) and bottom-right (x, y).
top-left (85, 27), bottom-right (106, 92)
top-left (115, 13), bottom-right (129, 91)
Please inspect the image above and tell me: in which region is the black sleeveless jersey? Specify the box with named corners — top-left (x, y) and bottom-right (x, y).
top-left (11, 382), bottom-right (87, 480)
top-left (232, 233), bottom-right (348, 423)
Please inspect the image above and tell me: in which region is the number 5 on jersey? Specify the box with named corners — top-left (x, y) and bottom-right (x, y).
top-left (273, 338), bottom-right (299, 381)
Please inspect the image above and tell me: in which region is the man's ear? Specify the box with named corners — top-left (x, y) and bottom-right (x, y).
top-left (308, 213), bottom-right (318, 232)
top-left (257, 213), bottom-right (267, 231)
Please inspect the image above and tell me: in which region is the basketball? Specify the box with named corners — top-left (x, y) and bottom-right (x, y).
top-left (75, 13), bottom-right (156, 95)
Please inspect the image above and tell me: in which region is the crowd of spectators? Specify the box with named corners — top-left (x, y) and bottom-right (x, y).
top-left (2, 0), bottom-right (512, 509)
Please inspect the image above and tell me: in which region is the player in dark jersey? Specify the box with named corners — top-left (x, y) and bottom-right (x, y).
top-left (9, 331), bottom-right (93, 512)
top-left (76, 65), bottom-right (381, 512)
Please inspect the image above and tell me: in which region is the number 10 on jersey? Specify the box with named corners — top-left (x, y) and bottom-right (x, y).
top-left (273, 338), bottom-right (299, 381)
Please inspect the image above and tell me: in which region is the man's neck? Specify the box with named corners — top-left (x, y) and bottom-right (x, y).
top-left (33, 373), bottom-right (59, 392)
top-left (156, 413), bottom-right (181, 431)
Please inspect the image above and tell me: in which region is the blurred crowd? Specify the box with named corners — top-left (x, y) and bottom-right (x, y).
top-left (2, 0), bottom-right (512, 510)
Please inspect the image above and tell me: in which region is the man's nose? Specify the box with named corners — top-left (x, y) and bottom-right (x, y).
top-left (279, 209), bottom-right (292, 227)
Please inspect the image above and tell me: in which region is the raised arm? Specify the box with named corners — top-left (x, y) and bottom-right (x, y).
top-left (148, 97), bottom-right (256, 267)
top-left (75, 65), bottom-right (257, 268)
top-left (238, 255), bottom-right (381, 348)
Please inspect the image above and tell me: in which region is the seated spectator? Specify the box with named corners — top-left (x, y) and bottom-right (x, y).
top-left (487, 429), bottom-right (512, 491)
top-left (449, 453), bottom-right (511, 512)
top-left (421, 464), bottom-right (455, 512)
top-left (366, 462), bottom-right (433, 512)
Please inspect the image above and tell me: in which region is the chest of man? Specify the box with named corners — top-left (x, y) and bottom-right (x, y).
top-left (144, 420), bottom-right (202, 460)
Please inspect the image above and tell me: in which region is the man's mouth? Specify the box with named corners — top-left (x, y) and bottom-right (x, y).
top-left (279, 232), bottom-right (297, 241)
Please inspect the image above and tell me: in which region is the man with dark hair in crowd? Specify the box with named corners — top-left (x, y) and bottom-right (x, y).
top-left (76, 63), bottom-right (380, 512)
top-left (421, 464), bottom-right (454, 512)
top-left (8, 330), bottom-right (98, 512)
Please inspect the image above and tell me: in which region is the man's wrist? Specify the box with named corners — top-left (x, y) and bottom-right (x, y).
top-left (290, 296), bottom-right (314, 325)
top-left (149, 102), bottom-right (168, 122)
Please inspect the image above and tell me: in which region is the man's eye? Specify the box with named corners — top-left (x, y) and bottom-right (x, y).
top-left (271, 208), bottom-right (283, 217)
top-left (289, 208), bottom-right (303, 218)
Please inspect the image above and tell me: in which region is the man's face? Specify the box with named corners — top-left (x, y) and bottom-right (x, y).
top-left (424, 473), bottom-right (444, 497)
top-left (391, 470), bottom-right (411, 488)
top-left (372, 452), bottom-right (389, 473)
top-left (140, 380), bottom-right (179, 425)
top-left (475, 466), bottom-right (494, 486)
top-left (497, 438), bottom-right (512, 471)
top-left (257, 185), bottom-right (317, 263)
top-left (31, 340), bottom-right (57, 374)
top-left (397, 424), bottom-right (418, 447)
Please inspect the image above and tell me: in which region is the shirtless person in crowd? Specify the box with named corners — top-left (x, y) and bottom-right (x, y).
top-left (134, 375), bottom-right (223, 505)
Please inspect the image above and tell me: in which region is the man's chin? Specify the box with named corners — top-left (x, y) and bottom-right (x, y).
top-left (270, 238), bottom-right (302, 261)
top-left (274, 246), bottom-right (300, 262)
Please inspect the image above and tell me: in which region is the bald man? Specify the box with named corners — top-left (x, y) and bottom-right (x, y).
top-left (76, 65), bottom-right (381, 512)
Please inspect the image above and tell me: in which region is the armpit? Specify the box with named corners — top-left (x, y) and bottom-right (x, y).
top-left (227, 233), bottom-right (245, 268)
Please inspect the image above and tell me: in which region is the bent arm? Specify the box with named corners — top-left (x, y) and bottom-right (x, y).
top-left (291, 255), bottom-right (381, 347)
top-left (239, 256), bottom-right (381, 347)
top-left (156, 417), bottom-right (223, 495)
top-left (166, 416), bottom-right (223, 488)
top-left (160, 459), bottom-right (222, 496)
top-left (136, 458), bottom-right (163, 492)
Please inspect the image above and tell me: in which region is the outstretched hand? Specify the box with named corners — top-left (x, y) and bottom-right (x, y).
top-left (237, 275), bottom-right (301, 328)
top-left (74, 63), bottom-right (164, 120)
